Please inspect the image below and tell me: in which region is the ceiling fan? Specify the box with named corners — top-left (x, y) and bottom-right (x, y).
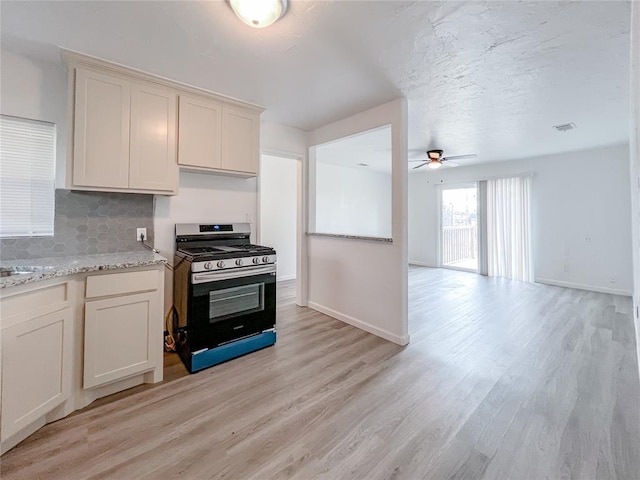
top-left (410, 150), bottom-right (477, 170)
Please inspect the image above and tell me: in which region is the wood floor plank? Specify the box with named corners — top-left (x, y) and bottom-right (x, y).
top-left (1, 267), bottom-right (639, 479)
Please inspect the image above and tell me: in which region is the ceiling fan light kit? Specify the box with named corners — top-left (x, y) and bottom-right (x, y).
top-left (428, 149), bottom-right (444, 160)
top-left (229, 0), bottom-right (287, 28)
top-left (411, 149), bottom-right (477, 171)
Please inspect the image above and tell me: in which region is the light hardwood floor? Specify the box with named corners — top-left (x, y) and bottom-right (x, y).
top-left (2, 267), bottom-right (639, 479)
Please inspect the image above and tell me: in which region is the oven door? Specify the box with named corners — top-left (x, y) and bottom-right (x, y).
top-left (186, 265), bottom-right (276, 349)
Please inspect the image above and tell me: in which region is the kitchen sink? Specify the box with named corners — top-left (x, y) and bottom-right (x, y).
top-left (0, 266), bottom-right (56, 277)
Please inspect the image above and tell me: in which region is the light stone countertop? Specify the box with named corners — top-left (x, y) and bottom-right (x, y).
top-left (307, 232), bottom-right (393, 243)
top-left (0, 251), bottom-right (167, 289)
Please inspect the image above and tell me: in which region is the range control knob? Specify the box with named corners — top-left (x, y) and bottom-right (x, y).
top-left (235, 259), bottom-right (244, 266)
top-left (262, 256), bottom-right (270, 263)
top-left (252, 257), bottom-right (260, 264)
top-left (216, 261), bottom-right (225, 269)
top-left (204, 262), bottom-right (213, 270)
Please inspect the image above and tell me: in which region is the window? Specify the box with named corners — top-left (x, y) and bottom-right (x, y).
top-left (0, 115), bottom-right (56, 237)
top-left (439, 184), bottom-right (478, 272)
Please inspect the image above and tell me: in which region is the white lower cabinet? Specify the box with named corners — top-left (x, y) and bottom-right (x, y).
top-left (0, 264), bottom-right (164, 454)
top-left (1, 308), bottom-right (73, 442)
top-left (84, 291), bottom-right (160, 389)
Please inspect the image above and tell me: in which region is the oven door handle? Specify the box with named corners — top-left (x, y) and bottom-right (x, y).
top-left (192, 265), bottom-right (276, 283)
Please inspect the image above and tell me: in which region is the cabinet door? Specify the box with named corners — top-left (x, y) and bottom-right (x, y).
top-left (1, 309), bottom-right (73, 441)
top-left (129, 84), bottom-right (178, 192)
top-left (221, 105), bottom-right (259, 174)
top-left (177, 94), bottom-right (222, 169)
top-left (73, 68), bottom-right (130, 188)
top-left (84, 292), bottom-right (160, 389)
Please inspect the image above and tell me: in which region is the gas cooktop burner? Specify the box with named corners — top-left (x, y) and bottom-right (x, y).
top-left (174, 223), bottom-right (276, 273)
top-left (179, 246), bottom-right (224, 255)
top-left (232, 244), bottom-right (274, 252)
top-left (178, 244), bottom-right (274, 258)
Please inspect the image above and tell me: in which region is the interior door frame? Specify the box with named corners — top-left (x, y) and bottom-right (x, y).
top-left (258, 150), bottom-right (307, 307)
top-left (436, 181), bottom-right (479, 273)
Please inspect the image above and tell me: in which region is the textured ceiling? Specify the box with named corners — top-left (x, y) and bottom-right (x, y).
top-left (0, 0), bottom-right (632, 165)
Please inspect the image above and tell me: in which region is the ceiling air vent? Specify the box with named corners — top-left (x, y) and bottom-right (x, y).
top-left (553, 123), bottom-right (577, 132)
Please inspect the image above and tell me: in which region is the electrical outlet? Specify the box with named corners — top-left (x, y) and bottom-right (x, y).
top-left (137, 228), bottom-right (147, 242)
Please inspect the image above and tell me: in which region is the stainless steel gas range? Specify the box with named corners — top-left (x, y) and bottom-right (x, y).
top-left (173, 223), bottom-right (276, 373)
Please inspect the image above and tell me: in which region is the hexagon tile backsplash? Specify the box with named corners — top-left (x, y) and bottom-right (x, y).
top-left (0, 190), bottom-right (154, 261)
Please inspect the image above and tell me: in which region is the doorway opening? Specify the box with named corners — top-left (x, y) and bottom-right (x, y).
top-left (258, 154), bottom-right (300, 288)
top-left (439, 184), bottom-right (478, 272)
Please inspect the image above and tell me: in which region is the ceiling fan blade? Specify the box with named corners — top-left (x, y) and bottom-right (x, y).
top-left (443, 154), bottom-right (477, 161)
top-left (408, 159), bottom-right (427, 162)
top-left (443, 160), bottom-right (460, 168)
top-left (412, 162), bottom-right (429, 170)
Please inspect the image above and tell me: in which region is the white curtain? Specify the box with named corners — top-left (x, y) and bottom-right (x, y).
top-left (486, 176), bottom-right (533, 282)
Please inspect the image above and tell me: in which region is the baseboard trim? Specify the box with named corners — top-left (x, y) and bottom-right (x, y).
top-left (535, 278), bottom-right (632, 297)
top-left (308, 301), bottom-right (409, 346)
top-left (277, 274), bottom-right (296, 282)
top-left (408, 261), bottom-right (436, 268)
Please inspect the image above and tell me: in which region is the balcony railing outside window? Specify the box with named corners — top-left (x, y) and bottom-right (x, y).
top-left (442, 225), bottom-right (477, 268)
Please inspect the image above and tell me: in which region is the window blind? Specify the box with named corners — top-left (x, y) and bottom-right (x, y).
top-left (0, 115), bottom-right (56, 237)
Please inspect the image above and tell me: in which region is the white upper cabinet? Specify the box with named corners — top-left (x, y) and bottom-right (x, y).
top-left (71, 69), bottom-right (178, 194)
top-left (221, 105), bottom-right (260, 174)
top-left (177, 95), bottom-right (222, 170)
top-left (178, 96), bottom-right (261, 176)
top-left (65, 51), bottom-right (263, 193)
top-left (73, 68), bottom-right (130, 189)
top-left (129, 84), bottom-right (178, 192)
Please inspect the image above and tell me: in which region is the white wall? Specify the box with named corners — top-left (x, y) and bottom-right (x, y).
top-left (1, 49), bottom-right (68, 187)
top-left (630, 2), bottom-right (640, 376)
top-left (315, 163), bottom-right (392, 238)
top-left (259, 154), bottom-right (298, 281)
top-left (409, 144), bottom-right (633, 296)
top-left (408, 172), bottom-right (438, 267)
top-left (260, 121), bottom-right (308, 158)
top-left (307, 98), bottom-right (409, 345)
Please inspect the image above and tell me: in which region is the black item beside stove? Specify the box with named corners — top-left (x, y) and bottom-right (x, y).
top-left (173, 223), bottom-right (277, 373)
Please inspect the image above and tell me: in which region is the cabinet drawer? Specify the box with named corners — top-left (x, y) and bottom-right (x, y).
top-left (1, 283), bottom-right (69, 322)
top-left (86, 270), bottom-right (158, 299)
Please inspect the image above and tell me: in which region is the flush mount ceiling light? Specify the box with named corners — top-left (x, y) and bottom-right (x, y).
top-left (229, 0), bottom-right (288, 28)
